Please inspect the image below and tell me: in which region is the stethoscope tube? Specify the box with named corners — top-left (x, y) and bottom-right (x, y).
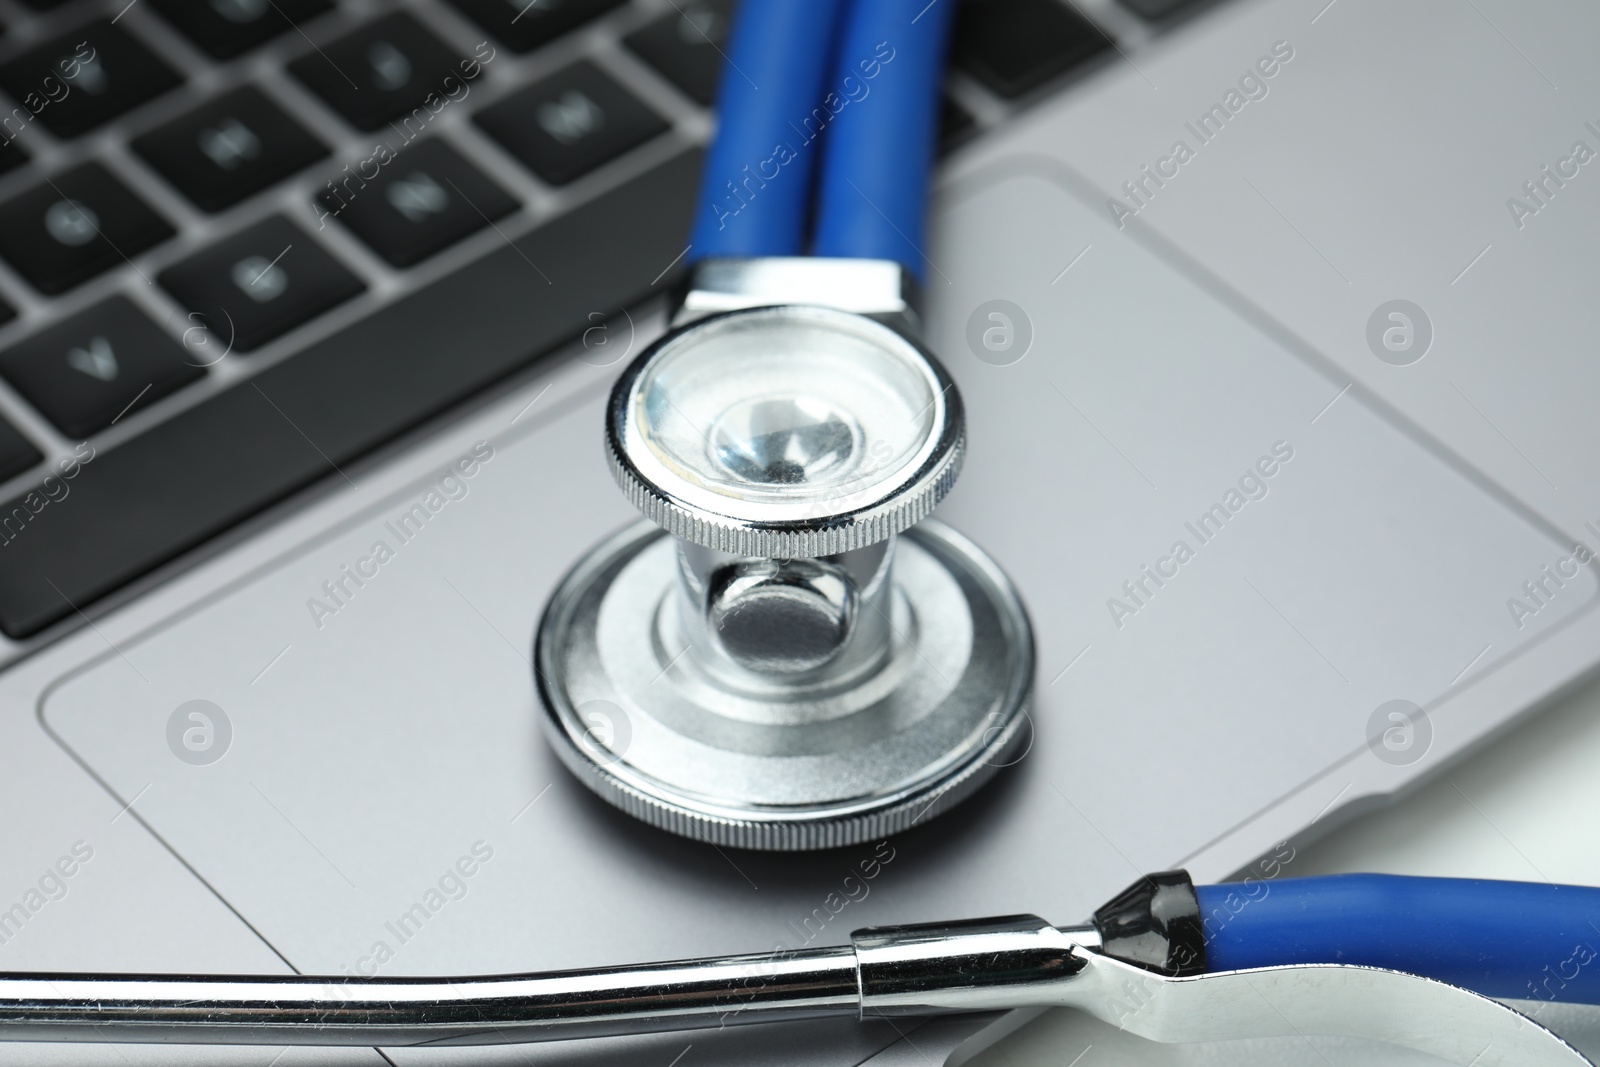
top-left (0, 3), bottom-right (1576, 1057)
top-left (809, 0), bottom-right (955, 274)
top-left (675, 0), bottom-right (1600, 1018)
top-left (685, 0), bottom-right (954, 276)
top-left (1199, 873), bottom-right (1600, 1004)
top-left (686, 0), bottom-right (848, 260)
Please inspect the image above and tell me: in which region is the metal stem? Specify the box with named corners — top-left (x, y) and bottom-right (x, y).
top-left (1, 919), bottom-right (1589, 1066)
top-left (0, 918), bottom-right (1078, 1047)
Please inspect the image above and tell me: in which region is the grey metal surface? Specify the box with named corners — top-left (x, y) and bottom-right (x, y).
top-left (2, 1), bottom-right (1600, 1066)
top-left (23, 157), bottom-right (1589, 1063)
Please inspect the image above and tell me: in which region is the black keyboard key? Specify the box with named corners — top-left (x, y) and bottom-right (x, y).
top-left (159, 217), bottom-right (364, 352)
top-left (623, 0), bottom-right (733, 107)
top-left (446, 0), bottom-right (623, 54)
top-left (151, 0), bottom-right (333, 60)
top-left (0, 138), bottom-right (27, 179)
top-left (0, 163), bottom-right (174, 295)
top-left (953, 0), bottom-right (1111, 98)
top-left (0, 21), bottom-right (183, 138)
top-left (941, 95), bottom-right (976, 153)
top-left (0, 417), bottom-right (39, 485)
top-left (289, 13), bottom-right (467, 132)
top-left (0, 298), bottom-right (203, 439)
top-left (475, 61), bottom-right (666, 185)
top-left (318, 138), bottom-right (518, 267)
top-left (0, 148), bottom-right (701, 638)
top-left (1117, 0), bottom-right (1203, 17)
top-left (133, 86), bottom-right (328, 212)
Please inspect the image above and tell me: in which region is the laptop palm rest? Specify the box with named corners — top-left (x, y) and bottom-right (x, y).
top-left (38, 158), bottom-right (1594, 1066)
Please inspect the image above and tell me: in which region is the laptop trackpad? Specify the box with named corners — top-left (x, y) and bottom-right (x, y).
top-left (38, 159), bottom-right (1594, 1062)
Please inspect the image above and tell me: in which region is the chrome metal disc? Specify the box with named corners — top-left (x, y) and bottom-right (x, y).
top-left (606, 305), bottom-right (965, 559)
top-left (534, 519), bottom-right (1034, 851)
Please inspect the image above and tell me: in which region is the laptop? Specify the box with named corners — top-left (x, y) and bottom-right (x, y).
top-left (0, 0), bottom-right (1595, 1063)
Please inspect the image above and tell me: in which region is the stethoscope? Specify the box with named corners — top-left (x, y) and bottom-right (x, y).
top-left (4, 4), bottom-right (1599, 1063)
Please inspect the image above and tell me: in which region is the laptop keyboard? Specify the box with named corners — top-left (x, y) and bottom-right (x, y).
top-left (0, 21), bottom-right (184, 137)
top-left (474, 58), bottom-right (668, 185)
top-left (0, 161), bottom-right (174, 292)
top-left (132, 86), bottom-right (331, 211)
top-left (0, 296), bottom-right (202, 436)
top-left (445, 0), bottom-right (624, 54)
top-left (953, 0), bottom-right (1113, 99)
top-left (148, 0), bottom-right (335, 59)
top-left (0, 0), bottom-right (1202, 639)
top-left (288, 11), bottom-right (470, 130)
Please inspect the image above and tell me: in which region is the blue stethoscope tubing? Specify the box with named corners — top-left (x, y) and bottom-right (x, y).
top-left (1201, 874), bottom-right (1600, 1004)
top-left (684, 0), bottom-right (1600, 1010)
top-left (686, 0), bottom-right (956, 277)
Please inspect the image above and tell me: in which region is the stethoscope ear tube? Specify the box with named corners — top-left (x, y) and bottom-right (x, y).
top-left (686, 0), bottom-right (849, 260)
top-left (808, 1), bottom-right (956, 276)
top-left (685, 0), bottom-right (956, 277)
top-left (1194, 872), bottom-right (1600, 1005)
top-left (1092, 868), bottom-right (1600, 1005)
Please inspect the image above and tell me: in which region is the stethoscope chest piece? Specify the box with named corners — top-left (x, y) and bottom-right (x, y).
top-left (535, 290), bottom-right (1034, 850)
